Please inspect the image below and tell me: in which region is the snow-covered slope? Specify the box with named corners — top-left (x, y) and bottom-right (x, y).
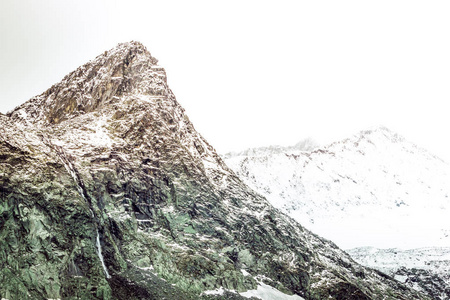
top-left (224, 127), bottom-right (450, 250)
top-left (224, 127), bottom-right (450, 299)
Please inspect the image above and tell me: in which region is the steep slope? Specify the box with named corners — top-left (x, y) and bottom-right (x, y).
top-left (0, 42), bottom-right (427, 299)
top-left (224, 127), bottom-right (450, 299)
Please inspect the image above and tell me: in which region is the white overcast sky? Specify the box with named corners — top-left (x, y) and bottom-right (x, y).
top-left (1, 1), bottom-right (449, 161)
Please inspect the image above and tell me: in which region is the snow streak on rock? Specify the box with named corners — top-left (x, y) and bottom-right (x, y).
top-left (96, 229), bottom-right (111, 279)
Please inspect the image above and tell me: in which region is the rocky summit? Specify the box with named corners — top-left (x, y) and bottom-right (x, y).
top-left (0, 41), bottom-right (428, 299)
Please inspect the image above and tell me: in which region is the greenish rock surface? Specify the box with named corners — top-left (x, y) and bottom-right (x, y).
top-left (0, 42), bottom-right (429, 299)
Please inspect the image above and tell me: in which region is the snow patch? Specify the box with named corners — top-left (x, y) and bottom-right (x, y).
top-left (203, 287), bottom-right (227, 296)
top-left (240, 282), bottom-right (305, 300)
top-left (88, 116), bottom-right (113, 147)
top-left (394, 274), bottom-right (408, 283)
top-left (136, 265), bottom-right (154, 271)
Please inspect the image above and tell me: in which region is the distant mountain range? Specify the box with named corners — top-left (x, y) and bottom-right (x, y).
top-left (224, 126), bottom-right (450, 250)
top-left (224, 127), bottom-right (450, 299)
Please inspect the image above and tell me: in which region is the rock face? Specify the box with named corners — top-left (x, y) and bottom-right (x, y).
top-left (0, 41), bottom-right (428, 299)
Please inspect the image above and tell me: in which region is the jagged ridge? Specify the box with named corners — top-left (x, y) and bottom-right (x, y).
top-left (9, 41), bottom-right (161, 125)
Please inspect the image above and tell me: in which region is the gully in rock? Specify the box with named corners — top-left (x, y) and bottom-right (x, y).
top-left (69, 171), bottom-right (111, 279)
top-left (42, 135), bottom-right (112, 279)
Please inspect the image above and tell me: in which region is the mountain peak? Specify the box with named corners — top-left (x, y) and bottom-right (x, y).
top-left (293, 137), bottom-right (320, 151)
top-left (8, 41), bottom-right (162, 125)
top-left (113, 40), bottom-right (149, 51)
top-left (357, 126), bottom-right (405, 144)
top-left (101, 41), bottom-right (157, 65)
top-left (321, 126), bottom-right (405, 152)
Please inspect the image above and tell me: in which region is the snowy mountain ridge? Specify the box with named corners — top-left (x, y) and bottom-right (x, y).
top-left (223, 137), bottom-right (320, 159)
top-left (223, 126), bottom-right (450, 299)
top-left (224, 126), bottom-right (450, 250)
